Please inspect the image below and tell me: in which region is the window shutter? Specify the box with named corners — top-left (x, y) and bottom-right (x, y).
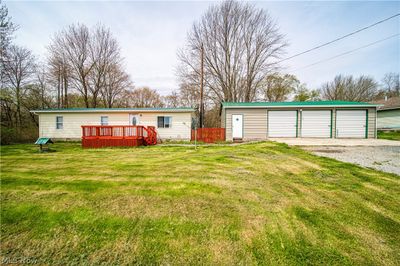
top-left (157, 116), bottom-right (164, 128)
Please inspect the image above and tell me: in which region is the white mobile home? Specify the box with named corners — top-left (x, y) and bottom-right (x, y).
top-left (31, 108), bottom-right (195, 141)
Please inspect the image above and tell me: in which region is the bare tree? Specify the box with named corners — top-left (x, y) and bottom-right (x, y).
top-left (35, 65), bottom-right (49, 109)
top-left (0, 1), bottom-right (18, 57)
top-left (0, 87), bottom-right (14, 127)
top-left (178, 81), bottom-right (202, 107)
top-left (89, 25), bottom-right (122, 107)
top-left (48, 23), bottom-right (130, 108)
top-left (163, 91), bottom-right (181, 108)
top-left (123, 87), bottom-right (164, 108)
top-left (1, 1), bottom-right (18, 86)
top-left (101, 64), bottom-right (131, 108)
top-left (48, 24), bottom-right (94, 107)
top-left (321, 74), bottom-right (378, 102)
top-left (178, 0), bottom-right (286, 104)
top-left (381, 72), bottom-right (399, 97)
top-left (262, 73), bottom-right (298, 102)
top-left (47, 49), bottom-right (70, 108)
top-left (1, 45), bottom-right (36, 128)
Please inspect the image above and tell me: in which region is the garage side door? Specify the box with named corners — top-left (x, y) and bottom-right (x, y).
top-left (301, 110), bottom-right (331, 138)
top-left (268, 111), bottom-right (297, 137)
top-left (336, 110), bottom-right (366, 138)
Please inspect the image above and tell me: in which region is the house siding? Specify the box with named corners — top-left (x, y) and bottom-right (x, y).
top-left (377, 109), bottom-right (400, 129)
top-left (367, 108), bottom-right (377, 138)
top-left (225, 108), bottom-right (267, 141)
top-left (221, 108), bottom-right (226, 128)
top-left (38, 112), bottom-right (192, 140)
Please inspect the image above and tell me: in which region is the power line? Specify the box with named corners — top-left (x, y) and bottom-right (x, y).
top-left (292, 33), bottom-right (399, 71)
top-left (278, 13), bottom-right (400, 63)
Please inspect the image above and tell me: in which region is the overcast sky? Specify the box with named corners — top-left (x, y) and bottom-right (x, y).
top-left (6, 0), bottom-right (400, 95)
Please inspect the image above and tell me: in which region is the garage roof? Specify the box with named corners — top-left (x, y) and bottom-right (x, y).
top-left (222, 100), bottom-right (380, 108)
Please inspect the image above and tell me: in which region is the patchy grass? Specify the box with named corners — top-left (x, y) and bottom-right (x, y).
top-left (1, 142), bottom-right (399, 265)
top-left (378, 130), bottom-right (400, 141)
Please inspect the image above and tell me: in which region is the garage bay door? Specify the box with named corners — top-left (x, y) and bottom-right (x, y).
top-left (301, 110), bottom-right (331, 138)
top-left (268, 111), bottom-right (297, 137)
top-left (336, 110), bottom-right (366, 138)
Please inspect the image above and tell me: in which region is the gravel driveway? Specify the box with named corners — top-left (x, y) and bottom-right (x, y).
top-left (303, 146), bottom-right (400, 175)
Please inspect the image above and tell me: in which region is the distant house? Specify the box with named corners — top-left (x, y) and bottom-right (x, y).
top-left (372, 97), bottom-right (400, 130)
top-left (221, 101), bottom-right (379, 140)
top-left (31, 108), bottom-right (195, 141)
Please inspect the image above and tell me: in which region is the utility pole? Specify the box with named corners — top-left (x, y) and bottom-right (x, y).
top-left (199, 43), bottom-right (204, 128)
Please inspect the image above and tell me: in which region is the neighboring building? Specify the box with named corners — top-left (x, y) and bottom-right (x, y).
top-left (372, 97), bottom-right (400, 130)
top-left (31, 108), bottom-right (195, 141)
top-left (221, 101), bottom-right (379, 140)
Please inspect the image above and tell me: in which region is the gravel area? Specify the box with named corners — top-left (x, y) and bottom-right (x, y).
top-left (303, 146), bottom-right (400, 175)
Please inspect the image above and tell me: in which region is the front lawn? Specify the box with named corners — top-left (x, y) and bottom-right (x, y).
top-left (1, 142), bottom-right (399, 265)
top-left (378, 130), bottom-right (400, 141)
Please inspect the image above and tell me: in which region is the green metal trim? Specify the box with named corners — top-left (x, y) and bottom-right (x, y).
top-left (242, 114), bottom-right (244, 140)
top-left (266, 110), bottom-right (269, 138)
top-left (365, 109), bottom-right (369, 139)
top-left (224, 109), bottom-right (227, 140)
top-left (222, 100), bottom-right (379, 108)
top-left (296, 110), bottom-right (299, 138)
top-left (330, 110), bottom-right (333, 138)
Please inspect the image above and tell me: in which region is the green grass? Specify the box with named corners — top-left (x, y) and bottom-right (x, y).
top-left (1, 142), bottom-right (399, 265)
top-left (378, 130), bottom-right (400, 141)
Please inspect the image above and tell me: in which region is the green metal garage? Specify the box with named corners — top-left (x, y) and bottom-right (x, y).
top-left (221, 101), bottom-right (379, 141)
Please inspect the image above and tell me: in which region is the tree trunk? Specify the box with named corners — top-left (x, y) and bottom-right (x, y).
top-left (64, 76), bottom-right (68, 108)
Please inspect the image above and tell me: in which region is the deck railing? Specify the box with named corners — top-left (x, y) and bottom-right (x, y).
top-left (81, 125), bottom-right (157, 148)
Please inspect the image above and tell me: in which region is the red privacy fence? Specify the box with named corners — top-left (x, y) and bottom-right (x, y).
top-left (191, 128), bottom-right (225, 143)
top-left (81, 125), bottom-right (157, 148)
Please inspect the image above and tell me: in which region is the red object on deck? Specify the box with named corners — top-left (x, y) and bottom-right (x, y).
top-left (191, 128), bottom-right (225, 143)
top-left (81, 125), bottom-right (157, 148)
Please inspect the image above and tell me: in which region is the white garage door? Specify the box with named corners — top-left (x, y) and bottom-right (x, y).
top-left (336, 110), bottom-right (366, 138)
top-left (268, 111), bottom-right (297, 137)
top-left (301, 110), bottom-right (331, 138)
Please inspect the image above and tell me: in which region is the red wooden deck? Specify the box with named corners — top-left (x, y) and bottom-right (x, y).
top-left (191, 128), bottom-right (225, 143)
top-left (81, 125), bottom-right (157, 148)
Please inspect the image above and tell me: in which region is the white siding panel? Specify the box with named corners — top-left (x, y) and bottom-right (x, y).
top-left (377, 109), bottom-right (400, 129)
top-left (140, 112), bottom-right (192, 140)
top-left (367, 108), bottom-right (377, 138)
top-left (336, 110), bottom-right (366, 138)
top-left (301, 110), bottom-right (331, 138)
top-left (268, 111), bottom-right (297, 137)
top-left (225, 109), bottom-right (267, 140)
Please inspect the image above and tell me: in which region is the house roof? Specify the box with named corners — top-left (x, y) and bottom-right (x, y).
top-left (222, 100), bottom-right (380, 108)
top-left (31, 107), bottom-right (195, 114)
top-left (371, 97), bottom-right (400, 111)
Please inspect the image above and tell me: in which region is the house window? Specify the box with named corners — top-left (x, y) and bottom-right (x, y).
top-left (56, 116), bottom-right (63, 129)
top-left (157, 116), bottom-right (172, 128)
top-left (101, 116), bottom-right (108, 125)
top-left (131, 116), bottom-right (137, 126)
